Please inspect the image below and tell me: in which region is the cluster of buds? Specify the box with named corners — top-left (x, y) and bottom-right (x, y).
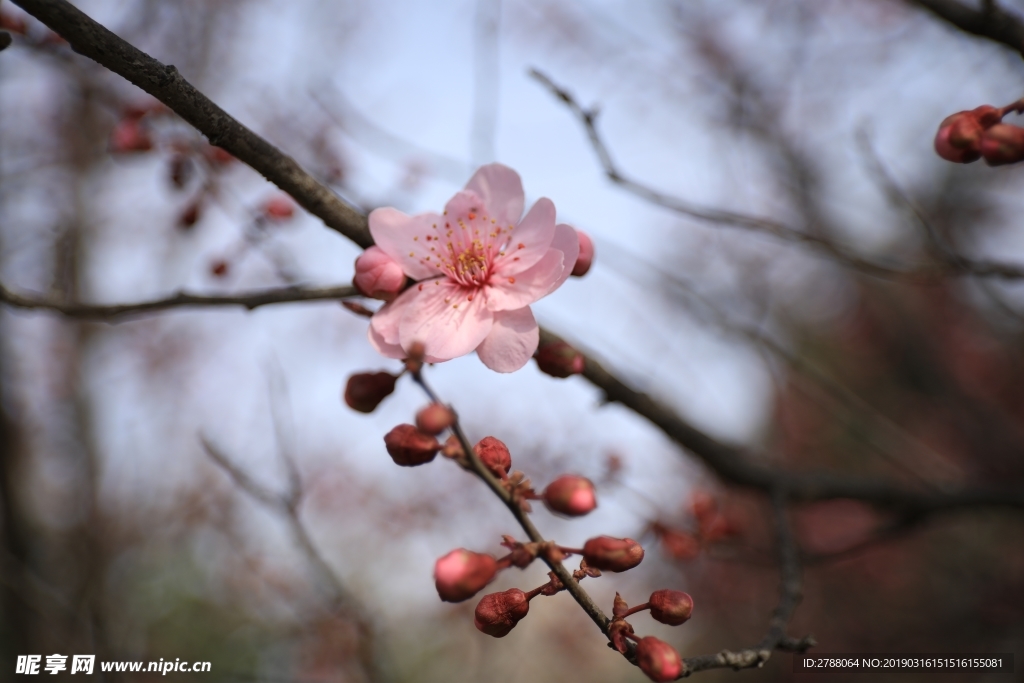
top-left (608, 590), bottom-right (694, 680)
top-left (934, 100), bottom-right (1024, 166)
top-left (343, 364), bottom-right (695, 681)
top-left (650, 491), bottom-right (740, 561)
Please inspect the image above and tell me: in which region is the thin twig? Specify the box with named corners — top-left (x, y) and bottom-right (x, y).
top-left (528, 69), bottom-right (1024, 282)
top-left (0, 282), bottom-right (359, 319)
top-left (906, 0), bottom-right (1024, 56)
top-left (681, 490), bottom-right (812, 676)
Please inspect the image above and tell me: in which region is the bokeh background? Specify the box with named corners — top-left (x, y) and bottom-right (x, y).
top-left (2, 0), bottom-right (1024, 681)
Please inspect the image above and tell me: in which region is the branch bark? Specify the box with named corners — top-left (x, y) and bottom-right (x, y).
top-left (907, 0), bottom-right (1024, 56)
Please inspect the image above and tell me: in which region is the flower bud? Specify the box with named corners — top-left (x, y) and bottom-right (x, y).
top-left (434, 549), bottom-right (499, 603)
top-left (474, 588), bottom-right (530, 638)
top-left (543, 475), bottom-right (597, 517)
top-left (108, 119), bottom-right (153, 154)
top-left (415, 403), bottom-right (455, 435)
top-left (343, 372), bottom-right (397, 413)
top-left (383, 424), bottom-right (439, 466)
top-left (262, 195), bottom-right (295, 220)
top-left (354, 246), bottom-right (407, 301)
top-left (0, 10), bottom-right (28, 35)
top-left (473, 436), bottom-right (512, 477)
top-left (572, 229), bottom-right (594, 277)
top-left (980, 123), bottom-right (1024, 166)
top-left (582, 536), bottom-right (644, 572)
top-left (204, 145), bottom-right (235, 166)
top-left (934, 106), bottom-right (1002, 163)
top-left (534, 341), bottom-right (585, 378)
top-left (659, 529), bottom-right (700, 561)
top-left (649, 589), bottom-right (694, 626)
top-left (636, 636), bottom-right (684, 682)
top-left (210, 259), bottom-right (228, 277)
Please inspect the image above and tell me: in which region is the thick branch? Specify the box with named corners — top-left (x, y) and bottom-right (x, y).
top-left (0, 283), bottom-right (358, 319)
top-left (10, 0), bottom-right (372, 249)
top-left (540, 328), bottom-right (1024, 513)
top-left (907, 0), bottom-right (1024, 56)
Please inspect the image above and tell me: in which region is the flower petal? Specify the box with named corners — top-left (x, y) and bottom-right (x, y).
top-left (464, 163), bottom-right (525, 229)
top-left (399, 280), bottom-right (493, 362)
top-left (492, 197), bottom-right (557, 274)
top-left (368, 285), bottom-right (422, 357)
top-left (476, 307), bottom-right (539, 373)
top-left (540, 223), bottom-right (580, 297)
top-left (369, 207), bottom-right (445, 281)
top-left (484, 248), bottom-right (564, 311)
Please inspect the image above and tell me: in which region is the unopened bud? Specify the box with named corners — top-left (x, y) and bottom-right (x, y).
top-left (434, 549), bottom-right (499, 603)
top-left (691, 491), bottom-right (717, 520)
top-left (415, 403), bottom-right (455, 435)
top-left (204, 145), bottom-right (235, 166)
top-left (354, 246), bottom-right (407, 301)
top-left (980, 123), bottom-right (1024, 166)
top-left (636, 636), bottom-right (684, 682)
top-left (572, 229), bottom-right (594, 277)
top-left (474, 588), bottom-right (530, 638)
top-left (934, 106), bottom-right (1002, 163)
top-left (108, 119), bottom-right (153, 154)
top-left (582, 536), bottom-right (644, 572)
top-left (659, 529), bottom-right (700, 561)
top-left (383, 424), bottom-right (439, 466)
top-left (343, 372), bottom-right (397, 413)
top-left (535, 341), bottom-right (585, 378)
top-left (262, 195), bottom-right (295, 220)
top-left (543, 475), bottom-right (597, 517)
top-left (473, 436), bottom-right (512, 477)
top-left (210, 259), bottom-right (228, 278)
top-left (649, 589), bottom-right (694, 626)
top-left (168, 155), bottom-right (193, 190)
top-left (180, 202), bottom-right (202, 229)
top-left (0, 10), bottom-right (28, 35)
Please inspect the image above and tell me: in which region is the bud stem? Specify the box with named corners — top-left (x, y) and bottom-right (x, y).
top-left (620, 602), bottom-right (651, 618)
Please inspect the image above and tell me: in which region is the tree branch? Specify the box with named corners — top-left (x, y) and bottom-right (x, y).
top-left (528, 69), bottom-right (1024, 282)
top-left (0, 282), bottom-right (358, 319)
top-left (10, 0), bottom-right (373, 249)
top-left (682, 491), bottom-right (813, 676)
top-left (906, 0), bottom-right (1024, 56)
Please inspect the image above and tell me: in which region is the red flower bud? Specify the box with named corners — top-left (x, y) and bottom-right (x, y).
top-left (572, 229), bottom-right (594, 277)
top-left (582, 536), bottom-right (644, 572)
top-left (204, 145), bottom-right (235, 166)
top-left (262, 195), bottom-right (295, 220)
top-left (535, 341), bottom-right (585, 378)
top-left (434, 549), bottom-right (498, 603)
top-left (383, 424), bottom-right (439, 466)
top-left (934, 106), bottom-right (1002, 163)
top-left (691, 491), bottom-right (717, 521)
top-left (543, 475), bottom-right (597, 517)
top-left (168, 155), bottom-right (193, 190)
top-left (474, 588), bottom-right (530, 637)
top-left (180, 202), bottom-right (202, 230)
top-left (415, 403), bottom-right (455, 435)
top-left (354, 246), bottom-right (407, 301)
top-left (659, 529), bottom-right (700, 561)
top-left (209, 259), bottom-right (228, 277)
top-left (473, 436), bottom-right (512, 477)
top-left (636, 636), bottom-right (684, 682)
top-left (108, 119), bottom-right (153, 154)
top-left (649, 589), bottom-right (693, 626)
top-left (0, 10), bottom-right (28, 35)
top-left (980, 123), bottom-right (1024, 166)
top-left (343, 372), bottom-right (397, 413)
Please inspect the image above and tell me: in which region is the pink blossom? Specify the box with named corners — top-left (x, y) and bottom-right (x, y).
top-left (366, 164), bottom-right (579, 372)
top-left (354, 246), bottom-right (407, 301)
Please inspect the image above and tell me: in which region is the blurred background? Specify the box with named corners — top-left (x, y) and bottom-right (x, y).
top-left (2, 0), bottom-right (1024, 680)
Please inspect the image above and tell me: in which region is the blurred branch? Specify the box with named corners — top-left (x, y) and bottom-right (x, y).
top-left (683, 491), bottom-right (813, 675)
top-left (200, 437), bottom-right (389, 683)
top-left (10, 0), bottom-right (373, 249)
top-left (0, 283), bottom-right (358, 319)
top-left (540, 327), bottom-right (1024, 513)
top-left (906, 0), bottom-right (1024, 56)
top-left (528, 68), bottom-right (1024, 282)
